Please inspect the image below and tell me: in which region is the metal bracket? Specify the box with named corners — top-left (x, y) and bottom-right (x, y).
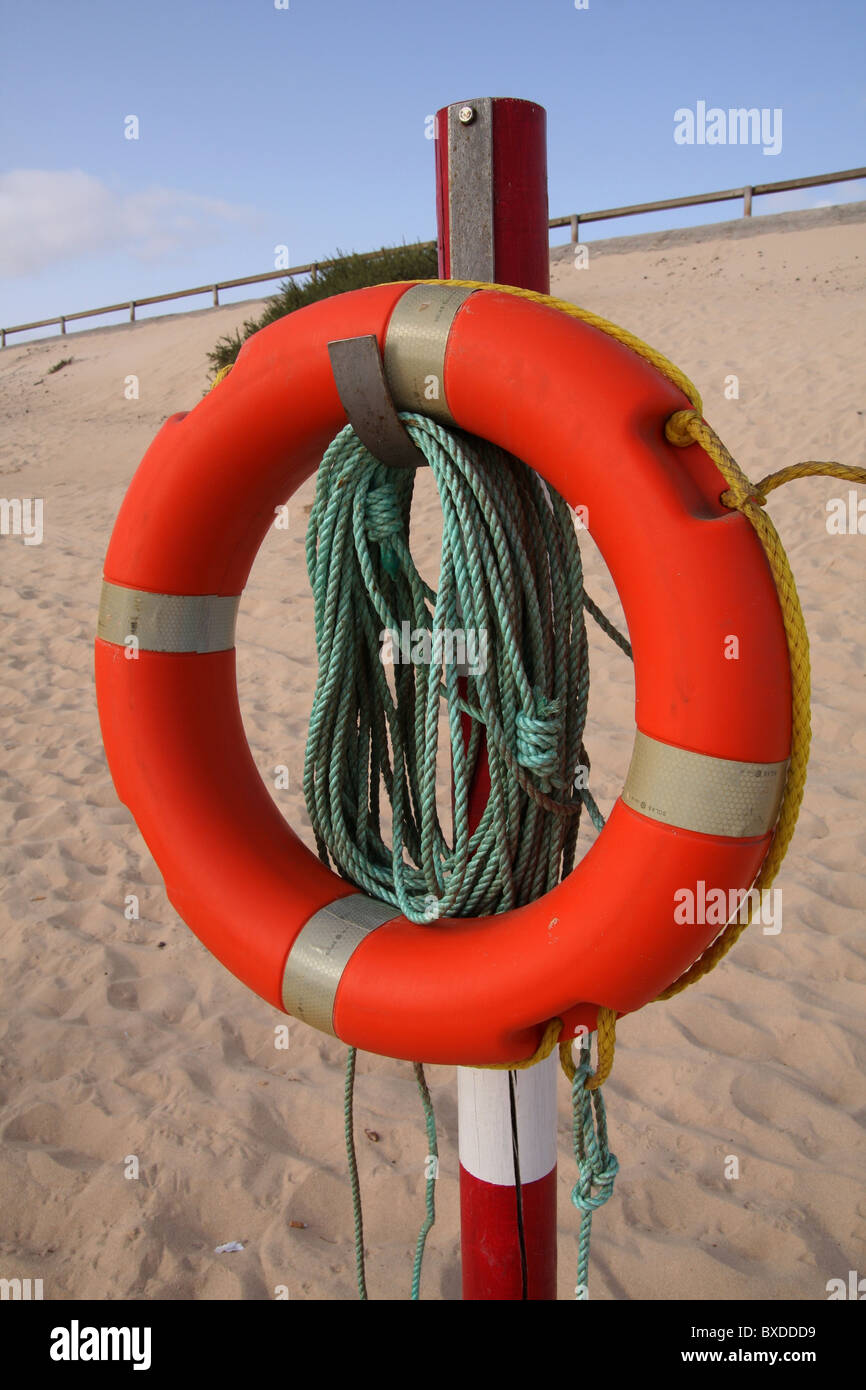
top-left (328, 333), bottom-right (425, 469)
top-left (447, 96), bottom-right (495, 281)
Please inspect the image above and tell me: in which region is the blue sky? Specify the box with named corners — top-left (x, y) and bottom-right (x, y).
top-left (1, 0), bottom-right (863, 337)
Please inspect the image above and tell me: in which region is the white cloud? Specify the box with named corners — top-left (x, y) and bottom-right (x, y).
top-left (0, 170), bottom-right (260, 276)
top-left (755, 181), bottom-right (866, 217)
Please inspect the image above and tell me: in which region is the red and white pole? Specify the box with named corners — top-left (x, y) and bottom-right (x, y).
top-left (434, 97), bottom-right (557, 1301)
top-left (458, 1056), bottom-right (559, 1300)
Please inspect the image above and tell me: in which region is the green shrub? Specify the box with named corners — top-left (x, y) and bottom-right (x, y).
top-left (208, 241), bottom-right (439, 377)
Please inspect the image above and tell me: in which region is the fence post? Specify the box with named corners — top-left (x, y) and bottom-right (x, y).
top-left (59, 317), bottom-right (66, 335)
top-left (213, 285), bottom-right (219, 307)
top-left (570, 214), bottom-right (580, 244)
top-left (129, 302), bottom-right (135, 322)
top-left (1, 328), bottom-right (5, 348)
top-left (743, 186), bottom-right (753, 217)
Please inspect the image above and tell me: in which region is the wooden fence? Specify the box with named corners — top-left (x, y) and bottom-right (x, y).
top-left (3, 165), bottom-right (863, 347)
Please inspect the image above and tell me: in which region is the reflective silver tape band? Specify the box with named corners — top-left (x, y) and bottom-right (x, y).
top-left (384, 283), bottom-right (478, 426)
top-left (281, 894), bottom-right (398, 1034)
top-left (622, 731), bottom-right (788, 838)
top-left (97, 581), bottom-right (240, 653)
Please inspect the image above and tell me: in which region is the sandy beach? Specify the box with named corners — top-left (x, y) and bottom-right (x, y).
top-left (1, 202), bottom-right (864, 1301)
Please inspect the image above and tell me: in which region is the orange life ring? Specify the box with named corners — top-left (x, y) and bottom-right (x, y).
top-left (95, 282), bottom-right (792, 1065)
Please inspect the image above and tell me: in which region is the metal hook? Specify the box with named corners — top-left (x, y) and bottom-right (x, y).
top-left (327, 334), bottom-right (425, 469)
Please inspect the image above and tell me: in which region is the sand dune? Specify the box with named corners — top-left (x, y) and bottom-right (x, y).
top-left (1, 204), bottom-right (864, 1300)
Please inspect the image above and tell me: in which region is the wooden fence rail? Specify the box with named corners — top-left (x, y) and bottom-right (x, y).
top-left (2, 165), bottom-right (863, 348)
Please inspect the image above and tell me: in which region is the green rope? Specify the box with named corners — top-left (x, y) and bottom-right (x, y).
top-left (344, 1046), bottom-right (367, 1300)
top-left (570, 1037), bottom-right (619, 1299)
top-left (343, 1050), bottom-right (438, 1301)
top-left (303, 414), bottom-right (625, 922)
top-left (310, 416), bottom-right (632, 1299)
top-left (410, 1063), bottom-right (438, 1300)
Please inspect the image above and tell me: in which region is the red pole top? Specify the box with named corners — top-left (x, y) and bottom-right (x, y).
top-left (435, 97), bottom-right (549, 294)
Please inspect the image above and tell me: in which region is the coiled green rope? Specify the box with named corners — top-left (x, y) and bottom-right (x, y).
top-left (303, 414), bottom-right (615, 920)
top-left (307, 414), bottom-right (629, 1298)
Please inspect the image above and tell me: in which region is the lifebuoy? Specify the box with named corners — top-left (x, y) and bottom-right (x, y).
top-left (95, 282), bottom-right (792, 1065)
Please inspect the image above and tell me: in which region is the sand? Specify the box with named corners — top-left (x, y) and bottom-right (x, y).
top-left (1, 204), bottom-right (864, 1301)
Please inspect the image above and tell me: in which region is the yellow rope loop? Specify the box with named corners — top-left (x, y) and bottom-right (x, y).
top-left (405, 281), bottom-right (818, 1009)
top-left (401, 286), bottom-right (862, 1008)
top-left (210, 278), bottom-right (862, 1020)
top-left (559, 1007), bottom-right (617, 1088)
top-left (649, 431), bottom-right (862, 997)
top-left (479, 1016), bottom-right (564, 1071)
top-left (658, 412), bottom-right (816, 997)
top-left (558, 1041), bottom-right (577, 1082)
top-left (585, 1008), bottom-right (617, 1090)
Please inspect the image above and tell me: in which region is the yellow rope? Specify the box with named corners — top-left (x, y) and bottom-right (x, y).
top-left (213, 278), bottom-right (865, 1083)
top-left (408, 282), bottom-right (864, 1033)
top-left (410, 278), bottom-right (704, 414)
top-left (209, 363), bottom-right (233, 390)
top-left (756, 460), bottom-right (866, 498)
top-left (559, 1008), bottom-right (617, 1090)
top-left (478, 1006), bottom-right (616, 1090)
top-left (656, 418), bottom-right (866, 998)
top-left (480, 1016), bottom-right (564, 1071)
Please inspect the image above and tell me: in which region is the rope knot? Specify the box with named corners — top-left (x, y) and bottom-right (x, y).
top-left (666, 409), bottom-right (768, 510)
top-left (664, 408), bottom-right (701, 448)
top-left (571, 1050), bottom-right (619, 1215)
top-left (571, 1152), bottom-right (620, 1212)
top-left (364, 482), bottom-right (404, 543)
top-left (364, 480), bottom-right (406, 577)
top-left (720, 480), bottom-right (768, 510)
top-left (515, 690), bottom-right (561, 779)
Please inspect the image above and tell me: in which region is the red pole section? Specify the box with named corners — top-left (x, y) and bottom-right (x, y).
top-left (435, 97), bottom-right (549, 293)
top-left (435, 96), bottom-right (557, 1301)
top-left (458, 1059), bottom-right (559, 1301)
